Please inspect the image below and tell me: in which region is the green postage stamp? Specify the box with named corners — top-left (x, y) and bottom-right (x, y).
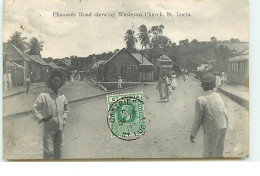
top-left (107, 92), bottom-right (146, 140)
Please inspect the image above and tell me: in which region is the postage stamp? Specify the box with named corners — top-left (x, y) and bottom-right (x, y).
top-left (107, 92), bottom-right (146, 141)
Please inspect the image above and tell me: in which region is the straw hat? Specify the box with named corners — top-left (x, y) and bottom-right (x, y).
top-left (44, 68), bottom-right (66, 88)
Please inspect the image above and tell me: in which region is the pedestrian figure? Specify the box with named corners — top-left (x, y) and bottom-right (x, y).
top-left (221, 72), bottom-right (225, 85)
top-left (171, 74), bottom-right (178, 90)
top-left (183, 74), bottom-right (188, 82)
top-left (157, 74), bottom-right (170, 102)
top-left (33, 68), bottom-right (69, 159)
top-left (118, 76), bottom-right (122, 89)
top-left (7, 70), bottom-right (12, 91)
top-left (70, 74), bottom-right (74, 85)
top-left (25, 75), bottom-right (31, 94)
top-left (190, 72), bottom-right (228, 158)
top-left (215, 73), bottom-right (221, 92)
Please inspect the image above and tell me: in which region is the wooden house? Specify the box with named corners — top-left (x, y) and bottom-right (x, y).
top-left (28, 55), bottom-right (49, 82)
top-left (228, 49), bottom-right (249, 84)
top-left (102, 48), bottom-right (154, 82)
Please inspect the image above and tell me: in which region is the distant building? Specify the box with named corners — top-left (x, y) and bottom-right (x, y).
top-left (103, 48), bottom-right (154, 82)
top-left (28, 55), bottom-right (49, 82)
top-left (156, 55), bottom-right (173, 78)
top-left (3, 43), bottom-right (31, 86)
top-left (3, 42), bottom-right (50, 85)
top-left (48, 61), bottom-right (60, 69)
top-left (53, 59), bottom-right (71, 70)
top-left (197, 64), bottom-right (209, 72)
top-left (228, 49), bottom-right (249, 84)
top-left (63, 57), bottom-right (71, 66)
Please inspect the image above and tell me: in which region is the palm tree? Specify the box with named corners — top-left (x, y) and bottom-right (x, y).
top-left (138, 25), bottom-right (150, 84)
top-left (27, 37), bottom-right (44, 56)
top-left (124, 29), bottom-right (137, 52)
top-left (148, 25), bottom-right (164, 36)
top-left (138, 25), bottom-right (150, 49)
top-left (8, 31), bottom-right (27, 52)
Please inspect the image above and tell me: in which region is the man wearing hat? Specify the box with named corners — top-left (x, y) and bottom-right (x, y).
top-left (33, 68), bottom-right (69, 159)
top-left (190, 72), bottom-right (228, 158)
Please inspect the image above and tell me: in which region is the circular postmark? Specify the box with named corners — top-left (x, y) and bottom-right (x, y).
top-left (107, 93), bottom-right (146, 141)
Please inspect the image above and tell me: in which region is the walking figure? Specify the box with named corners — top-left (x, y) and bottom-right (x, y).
top-left (118, 76), bottom-right (122, 89)
top-left (70, 74), bottom-right (74, 85)
top-left (171, 73), bottom-right (178, 90)
top-left (25, 75), bottom-right (31, 94)
top-left (215, 73), bottom-right (221, 92)
top-left (190, 72), bottom-right (228, 158)
top-left (33, 68), bottom-right (69, 159)
top-left (7, 70), bottom-right (12, 91)
top-left (157, 74), bottom-right (171, 102)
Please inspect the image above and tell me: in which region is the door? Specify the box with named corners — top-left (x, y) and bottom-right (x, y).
top-left (121, 65), bottom-right (127, 79)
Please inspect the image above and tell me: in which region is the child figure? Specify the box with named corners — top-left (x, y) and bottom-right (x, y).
top-left (118, 76), bottom-right (122, 89)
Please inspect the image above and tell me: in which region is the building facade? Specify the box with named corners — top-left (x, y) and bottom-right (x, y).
top-left (103, 48), bottom-right (154, 82)
top-left (228, 49), bottom-right (249, 84)
top-left (28, 55), bottom-right (49, 82)
top-left (155, 55), bottom-right (173, 79)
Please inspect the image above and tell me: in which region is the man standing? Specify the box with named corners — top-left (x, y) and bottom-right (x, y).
top-left (118, 76), bottom-right (122, 89)
top-left (190, 72), bottom-right (228, 158)
top-left (215, 73), bottom-right (221, 92)
top-left (7, 70), bottom-right (12, 91)
top-left (33, 68), bottom-right (69, 159)
top-left (25, 75), bottom-right (31, 94)
top-left (70, 73), bottom-right (74, 85)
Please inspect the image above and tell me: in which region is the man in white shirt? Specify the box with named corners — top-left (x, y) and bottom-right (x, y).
top-left (190, 72), bottom-right (228, 158)
top-left (118, 76), bottom-right (122, 89)
top-left (33, 69), bottom-right (69, 159)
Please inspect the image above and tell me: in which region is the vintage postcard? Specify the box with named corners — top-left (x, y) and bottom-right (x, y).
top-left (2, 0), bottom-right (249, 159)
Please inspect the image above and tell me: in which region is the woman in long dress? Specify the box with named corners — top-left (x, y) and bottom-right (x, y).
top-left (157, 75), bottom-right (171, 102)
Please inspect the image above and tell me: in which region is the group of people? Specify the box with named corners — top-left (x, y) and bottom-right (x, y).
top-left (157, 72), bottom-right (178, 102)
top-left (32, 68), bottom-right (229, 159)
top-left (157, 70), bottom-right (229, 158)
top-left (70, 73), bottom-right (85, 85)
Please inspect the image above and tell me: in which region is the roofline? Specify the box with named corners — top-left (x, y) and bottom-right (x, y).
top-left (103, 48), bottom-right (126, 64)
top-left (27, 55), bottom-right (49, 66)
top-left (104, 48), bottom-right (153, 66)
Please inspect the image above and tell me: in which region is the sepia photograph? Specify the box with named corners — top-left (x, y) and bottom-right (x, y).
top-left (2, 0), bottom-right (249, 160)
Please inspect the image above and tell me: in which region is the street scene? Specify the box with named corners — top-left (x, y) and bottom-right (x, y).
top-left (3, 77), bottom-right (248, 159)
top-left (2, 0), bottom-right (249, 159)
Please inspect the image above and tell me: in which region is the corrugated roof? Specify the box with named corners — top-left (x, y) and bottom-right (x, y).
top-left (3, 43), bottom-right (31, 61)
top-left (158, 55), bottom-right (171, 61)
top-left (28, 55), bottom-right (49, 66)
top-left (49, 61), bottom-right (60, 68)
top-left (104, 48), bottom-right (153, 66)
top-left (10, 61), bottom-right (25, 68)
top-left (228, 54), bottom-right (249, 62)
top-left (131, 53), bottom-right (153, 66)
top-left (63, 58), bottom-right (71, 66)
top-left (6, 61), bottom-right (16, 68)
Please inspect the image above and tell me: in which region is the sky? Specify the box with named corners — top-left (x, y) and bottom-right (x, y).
top-left (3, 0), bottom-right (249, 58)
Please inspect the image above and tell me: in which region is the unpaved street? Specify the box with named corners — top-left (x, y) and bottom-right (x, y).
top-left (3, 76), bottom-right (249, 159)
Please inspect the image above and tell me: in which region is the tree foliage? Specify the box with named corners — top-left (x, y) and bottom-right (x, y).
top-left (137, 25), bottom-right (150, 49)
top-left (8, 31), bottom-right (27, 52)
top-left (27, 37), bottom-right (44, 56)
top-left (124, 29), bottom-right (138, 52)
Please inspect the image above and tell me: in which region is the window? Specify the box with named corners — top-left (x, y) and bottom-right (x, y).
top-left (112, 65), bottom-right (117, 73)
top-left (130, 65), bottom-right (137, 73)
